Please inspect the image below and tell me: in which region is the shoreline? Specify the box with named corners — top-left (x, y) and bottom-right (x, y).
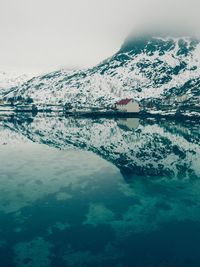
top-left (0, 109), bottom-right (199, 121)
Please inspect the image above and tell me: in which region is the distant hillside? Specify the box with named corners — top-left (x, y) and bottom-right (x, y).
top-left (0, 71), bottom-right (33, 96)
top-left (2, 34), bottom-right (200, 116)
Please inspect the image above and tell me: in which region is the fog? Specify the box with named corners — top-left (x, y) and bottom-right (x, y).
top-left (0, 0), bottom-right (199, 73)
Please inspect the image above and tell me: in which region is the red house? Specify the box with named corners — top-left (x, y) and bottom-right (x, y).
top-left (115, 99), bottom-right (140, 113)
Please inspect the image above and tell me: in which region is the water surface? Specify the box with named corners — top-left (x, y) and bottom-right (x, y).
top-left (0, 114), bottom-right (200, 267)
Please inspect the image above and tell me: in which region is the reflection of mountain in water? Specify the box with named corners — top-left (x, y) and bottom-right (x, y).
top-left (1, 115), bottom-right (200, 179)
top-left (1, 115), bottom-right (200, 267)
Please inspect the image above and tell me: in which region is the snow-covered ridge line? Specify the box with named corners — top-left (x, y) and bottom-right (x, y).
top-left (0, 71), bottom-right (35, 96)
top-left (1, 35), bottom-right (200, 116)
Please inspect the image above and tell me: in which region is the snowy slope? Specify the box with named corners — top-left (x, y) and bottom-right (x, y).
top-left (0, 71), bottom-right (33, 96)
top-left (2, 34), bottom-right (200, 114)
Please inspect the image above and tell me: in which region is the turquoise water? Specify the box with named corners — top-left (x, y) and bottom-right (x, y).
top-left (0, 115), bottom-right (200, 267)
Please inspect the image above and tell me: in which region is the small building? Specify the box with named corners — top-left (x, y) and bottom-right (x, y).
top-left (115, 99), bottom-right (140, 113)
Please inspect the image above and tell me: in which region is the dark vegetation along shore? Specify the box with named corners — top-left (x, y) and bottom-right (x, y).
top-left (0, 104), bottom-right (199, 121)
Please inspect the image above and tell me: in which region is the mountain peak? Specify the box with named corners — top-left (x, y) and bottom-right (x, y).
top-left (1, 34), bottom-right (200, 117)
top-left (119, 34), bottom-right (199, 56)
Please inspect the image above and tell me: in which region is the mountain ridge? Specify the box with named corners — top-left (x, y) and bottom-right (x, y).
top-left (1, 34), bottom-right (200, 115)
top-left (0, 71), bottom-right (33, 93)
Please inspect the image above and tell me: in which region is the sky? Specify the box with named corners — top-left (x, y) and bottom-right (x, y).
top-left (0, 0), bottom-right (200, 74)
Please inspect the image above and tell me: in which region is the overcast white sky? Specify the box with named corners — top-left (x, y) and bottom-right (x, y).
top-left (0, 0), bottom-right (199, 73)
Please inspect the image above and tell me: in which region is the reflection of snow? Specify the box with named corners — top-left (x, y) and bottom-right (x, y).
top-left (117, 118), bottom-right (140, 131)
top-left (3, 115), bottom-right (199, 179)
top-left (0, 136), bottom-right (117, 213)
top-left (1, 116), bottom-right (200, 241)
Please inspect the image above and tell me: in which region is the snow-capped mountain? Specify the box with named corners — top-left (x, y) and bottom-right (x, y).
top-left (2, 115), bottom-right (200, 179)
top-left (0, 71), bottom-right (33, 95)
top-left (2, 34), bottom-right (200, 115)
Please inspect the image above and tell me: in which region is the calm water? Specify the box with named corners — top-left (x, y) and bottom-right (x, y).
top-left (0, 114), bottom-right (200, 267)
